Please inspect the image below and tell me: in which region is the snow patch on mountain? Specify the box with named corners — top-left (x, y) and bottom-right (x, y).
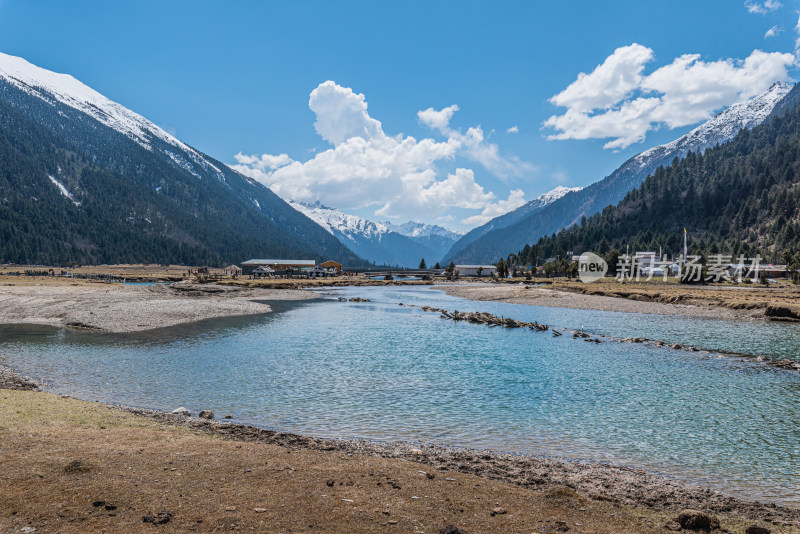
top-left (0, 52), bottom-right (222, 178)
top-left (48, 175), bottom-right (79, 205)
top-left (530, 186), bottom-right (582, 208)
top-left (633, 81), bottom-right (791, 170)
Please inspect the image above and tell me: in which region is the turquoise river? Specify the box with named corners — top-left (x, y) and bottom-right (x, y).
top-left (1, 285), bottom-right (799, 504)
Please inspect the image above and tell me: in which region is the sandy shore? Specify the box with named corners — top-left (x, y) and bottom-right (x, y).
top-left (0, 282), bottom-right (315, 333)
top-left (440, 284), bottom-right (763, 320)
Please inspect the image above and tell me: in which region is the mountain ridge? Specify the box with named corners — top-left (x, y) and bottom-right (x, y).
top-left (445, 81), bottom-right (793, 264)
top-left (444, 185), bottom-right (582, 259)
top-left (289, 201), bottom-right (461, 267)
top-left (0, 52), bottom-right (366, 267)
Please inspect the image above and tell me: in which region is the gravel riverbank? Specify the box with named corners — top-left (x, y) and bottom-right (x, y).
top-left (0, 282), bottom-right (315, 333)
top-left (440, 284), bottom-right (762, 320)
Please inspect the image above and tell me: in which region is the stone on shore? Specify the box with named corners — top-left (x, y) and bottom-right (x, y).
top-left (171, 407), bottom-right (190, 416)
top-left (676, 509), bottom-right (719, 531)
top-left (199, 410), bottom-right (214, 419)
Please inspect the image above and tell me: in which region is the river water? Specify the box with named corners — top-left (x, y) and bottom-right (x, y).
top-left (1, 285), bottom-right (799, 504)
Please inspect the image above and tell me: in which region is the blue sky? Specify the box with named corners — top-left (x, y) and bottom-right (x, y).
top-left (1, 0), bottom-right (798, 230)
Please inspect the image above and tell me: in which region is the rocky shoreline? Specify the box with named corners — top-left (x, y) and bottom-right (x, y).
top-left (111, 403), bottom-right (799, 526)
top-left (0, 365), bottom-right (40, 391)
top-left (0, 357), bottom-right (793, 527)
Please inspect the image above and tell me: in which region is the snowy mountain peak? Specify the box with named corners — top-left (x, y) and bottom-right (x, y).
top-left (289, 201), bottom-right (463, 266)
top-left (289, 201), bottom-right (389, 238)
top-left (0, 52), bottom-right (222, 177)
top-left (531, 186), bottom-right (583, 208)
top-left (383, 220), bottom-right (464, 240)
top-left (635, 81), bottom-right (792, 166)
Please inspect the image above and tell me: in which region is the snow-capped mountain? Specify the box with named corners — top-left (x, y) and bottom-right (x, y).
top-left (630, 81), bottom-right (791, 176)
top-left (291, 201), bottom-right (390, 238)
top-left (445, 82), bottom-right (793, 264)
top-left (0, 52), bottom-right (224, 180)
top-left (384, 221), bottom-right (463, 241)
top-left (0, 52), bottom-right (363, 266)
top-left (289, 201), bottom-right (461, 267)
top-left (444, 185), bottom-right (582, 259)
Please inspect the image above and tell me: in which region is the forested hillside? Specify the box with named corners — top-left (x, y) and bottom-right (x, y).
top-left (447, 83), bottom-right (792, 265)
top-left (508, 88), bottom-right (800, 268)
top-left (0, 60), bottom-right (365, 267)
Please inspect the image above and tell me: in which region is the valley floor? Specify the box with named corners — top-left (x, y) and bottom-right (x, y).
top-left (1, 271), bottom-right (799, 532)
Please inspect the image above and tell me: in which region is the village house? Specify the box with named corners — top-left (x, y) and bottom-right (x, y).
top-left (455, 264), bottom-right (497, 277)
top-left (241, 259), bottom-right (315, 276)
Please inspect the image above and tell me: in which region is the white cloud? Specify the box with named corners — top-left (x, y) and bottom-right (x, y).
top-left (418, 104), bottom-right (459, 130)
top-left (765, 25), bottom-right (782, 38)
top-left (544, 45), bottom-right (795, 150)
top-left (745, 0), bottom-right (781, 14)
top-left (506, 125), bottom-right (519, 133)
top-left (231, 81), bottom-right (528, 225)
top-left (796, 14), bottom-right (800, 53)
top-left (460, 188), bottom-right (526, 226)
top-left (233, 152), bottom-right (292, 171)
top-left (309, 81), bottom-right (383, 145)
top-left (549, 44), bottom-right (654, 113)
top-left (417, 106), bottom-right (535, 179)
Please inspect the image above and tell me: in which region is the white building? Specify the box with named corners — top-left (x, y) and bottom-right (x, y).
top-left (455, 265), bottom-right (497, 277)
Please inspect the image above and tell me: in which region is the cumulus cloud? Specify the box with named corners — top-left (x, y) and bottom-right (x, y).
top-left (418, 104), bottom-right (459, 130)
top-left (417, 106), bottom-right (534, 179)
top-left (506, 125), bottom-right (519, 133)
top-left (549, 43), bottom-right (654, 113)
top-left (232, 81), bottom-right (528, 225)
top-left (544, 44), bottom-right (795, 150)
top-left (461, 188), bottom-right (526, 226)
top-left (764, 25), bottom-right (782, 38)
top-left (745, 0), bottom-right (781, 14)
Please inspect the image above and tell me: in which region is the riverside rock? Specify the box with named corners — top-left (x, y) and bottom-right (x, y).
top-left (171, 407), bottom-right (190, 416)
top-left (676, 509), bottom-right (719, 531)
top-left (198, 410), bottom-right (214, 419)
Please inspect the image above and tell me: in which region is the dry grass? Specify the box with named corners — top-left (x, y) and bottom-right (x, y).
top-left (0, 390), bottom-right (708, 533)
top-left (542, 278), bottom-right (800, 318)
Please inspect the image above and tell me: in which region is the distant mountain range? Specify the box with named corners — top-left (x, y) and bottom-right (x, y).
top-left (444, 186), bottom-right (582, 259)
top-left (289, 201), bottom-right (462, 267)
top-left (0, 52), bottom-right (365, 267)
top-left (445, 81), bottom-right (793, 264)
